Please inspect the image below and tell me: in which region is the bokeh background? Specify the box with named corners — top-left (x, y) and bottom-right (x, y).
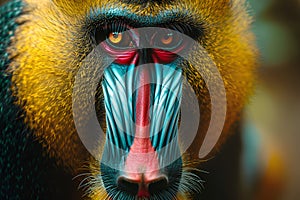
top-left (245, 0), bottom-right (300, 200)
top-left (1, 0), bottom-right (299, 199)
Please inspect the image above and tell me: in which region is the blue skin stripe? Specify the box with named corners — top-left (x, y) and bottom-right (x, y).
top-left (102, 62), bottom-right (182, 152)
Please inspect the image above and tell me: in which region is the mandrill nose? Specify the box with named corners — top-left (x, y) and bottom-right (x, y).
top-left (117, 175), bottom-right (169, 197)
top-left (117, 177), bottom-right (139, 196)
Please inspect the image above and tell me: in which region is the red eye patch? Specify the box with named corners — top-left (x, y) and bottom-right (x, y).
top-left (100, 29), bottom-right (188, 65)
top-left (100, 44), bottom-right (183, 65)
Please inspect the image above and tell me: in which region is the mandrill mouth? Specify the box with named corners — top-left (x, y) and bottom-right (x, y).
top-left (100, 158), bottom-right (183, 199)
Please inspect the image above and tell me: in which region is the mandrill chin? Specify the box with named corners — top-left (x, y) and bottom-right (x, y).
top-left (0, 0), bottom-right (257, 199)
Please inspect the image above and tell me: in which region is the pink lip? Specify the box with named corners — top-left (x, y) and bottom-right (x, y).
top-left (137, 188), bottom-right (150, 198)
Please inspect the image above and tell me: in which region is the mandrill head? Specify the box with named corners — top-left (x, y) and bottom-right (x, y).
top-left (10, 0), bottom-right (256, 199)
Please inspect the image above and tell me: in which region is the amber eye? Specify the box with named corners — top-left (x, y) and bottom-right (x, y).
top-left (108, 32), bottom-right (123, 44)
top-left (161, 33), bottom-right (174, 45)
top-left (105, 31), bottom-right (135, 49)
top-left (155, 31), bottom-right (183, 50)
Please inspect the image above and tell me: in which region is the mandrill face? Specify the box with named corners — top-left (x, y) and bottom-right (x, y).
top-left (9, 0), bottom-right (256, 199)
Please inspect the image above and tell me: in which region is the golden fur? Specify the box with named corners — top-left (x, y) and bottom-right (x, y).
top-left (9, 0), bottom-right (256, 198)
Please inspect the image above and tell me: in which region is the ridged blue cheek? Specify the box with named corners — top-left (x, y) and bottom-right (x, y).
top-left (102, 63), bottom-right (136, 151)
top-left (102, 62), bottom-right (182, 151)
top-left (149, 63), bottom-right (182, 150)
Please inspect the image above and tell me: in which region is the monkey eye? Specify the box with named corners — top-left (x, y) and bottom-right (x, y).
top-left (106, 31), bottom-right (135, 49)
top-left (108, 32), bottom-right (123, 44)
top-left (154, 31), bottom-right (183, 50)
top-left (94, 22), bottom-right (137, 50)
top-left (161, 33), bottom-right (173, 45)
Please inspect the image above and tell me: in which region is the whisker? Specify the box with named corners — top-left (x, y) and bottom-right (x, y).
top-left (175, 165), bottom-right (208, 199)
top-left (72, 172), bottom-right (93, 180)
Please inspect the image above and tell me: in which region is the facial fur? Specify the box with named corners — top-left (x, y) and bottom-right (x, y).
top-left (8, 0), bottom-right (256, 199)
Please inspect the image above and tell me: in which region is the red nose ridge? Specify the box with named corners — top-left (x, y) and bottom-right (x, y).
top-left (124, 138), bottom-right (160, 182)
top-left (123, 66), bottom-right (161, 196)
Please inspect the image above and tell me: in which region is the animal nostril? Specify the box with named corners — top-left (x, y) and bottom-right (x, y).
top-left (148, 177), bottom-right (169, 194)
top-left (117, 177), bottom-right (139, 195)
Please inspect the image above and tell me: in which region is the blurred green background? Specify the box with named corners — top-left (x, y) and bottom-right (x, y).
top-left (1, 0), bottom-right (299, 199)
top-left (246, 0), bottom-right (300, 200)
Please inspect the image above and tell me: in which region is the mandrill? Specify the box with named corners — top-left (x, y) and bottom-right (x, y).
top-left (0, 0), bottom-right (257, 199)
